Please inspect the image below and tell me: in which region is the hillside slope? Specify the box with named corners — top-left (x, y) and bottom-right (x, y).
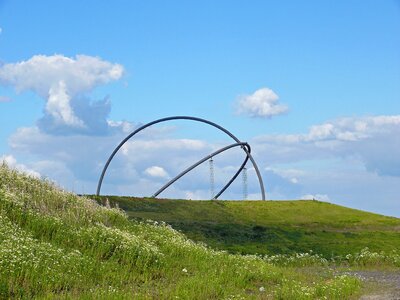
top-left (100, 196), bottom-right (400, 257)
top-left (0, 164), bottom-right (366, 299)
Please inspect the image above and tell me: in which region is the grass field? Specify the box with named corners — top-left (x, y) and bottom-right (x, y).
top-left (98, 196), bottom-right (400, 258)
top-left (1, 164), bottom-right (399, 299)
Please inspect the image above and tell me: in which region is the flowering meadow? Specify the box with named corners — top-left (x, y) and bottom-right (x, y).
top-left (0, 163), bottom-right (384, 298)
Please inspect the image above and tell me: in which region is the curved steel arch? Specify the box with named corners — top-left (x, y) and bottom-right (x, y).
top-left (152, 142), bottom-right (250, 198)
top-left (96, 116), bottom-right (266, 200)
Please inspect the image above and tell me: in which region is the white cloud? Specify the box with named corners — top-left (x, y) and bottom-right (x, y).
top-left (236, 87), bottom-right (288, 118)
top-left (308, 123), bottom-right (335, 140)
top-left (306, 115), bottom-right (398, 143)
top-left (46, 80), bottom-right (85, 127)
top-left (254, 115), bottom-right (400, 176)
top-left (0, 54), bottom-right (124, 134)
top-left (257, 118), bottom-right (367, 144)
top-left (0, 54), bottom-right (124, 97)
top-left (1, 154), bottom-right (40, 178)
top-left (144, 166), bottom-right (169, 179)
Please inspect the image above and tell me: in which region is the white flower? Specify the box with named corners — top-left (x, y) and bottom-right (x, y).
top-left (182, 268), bottom-right (188, 273)
top-left (259, 286), bottom-right (265, 292)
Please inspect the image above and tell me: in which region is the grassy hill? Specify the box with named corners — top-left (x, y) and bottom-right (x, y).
top-left (0, 164), bottom-right (367, 299)
top-left (98, 196), bottom-right (400, 257)
top-left (2, 164), bottom-right (399, 299)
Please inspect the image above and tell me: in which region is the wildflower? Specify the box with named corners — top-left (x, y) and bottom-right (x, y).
top-left (182, 268), bottom-right (188, 273)
top-left (259, 286), bottom-right (265, 292)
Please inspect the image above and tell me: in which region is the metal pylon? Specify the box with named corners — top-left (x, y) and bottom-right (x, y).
top-left (209, 157), bottom-right (215, 199)
top-left (242, 166), bottom-right (248, 200)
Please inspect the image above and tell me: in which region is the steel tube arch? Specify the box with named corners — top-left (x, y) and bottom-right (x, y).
top-left (96, 116), bottom-right (266, 200)
top-left (152, 142), bottom-right (250, 198)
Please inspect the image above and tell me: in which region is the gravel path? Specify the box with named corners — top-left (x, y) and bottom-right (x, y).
top-left (346, 271), bottom-right (400, 300)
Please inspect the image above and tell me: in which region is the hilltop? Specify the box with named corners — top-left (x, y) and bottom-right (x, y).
top-left (99, 196), bottom-right (400, 257)
top-left (1, 164), bottom-right (399, 299)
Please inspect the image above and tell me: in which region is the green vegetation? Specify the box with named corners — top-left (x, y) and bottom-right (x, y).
top-left (0, 164), bottom-right (368, 299)
top-left (100, 196), bottom-right (400, 258)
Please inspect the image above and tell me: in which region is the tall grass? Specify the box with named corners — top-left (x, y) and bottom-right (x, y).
top-left (0, 164), bottom-right (364, 299)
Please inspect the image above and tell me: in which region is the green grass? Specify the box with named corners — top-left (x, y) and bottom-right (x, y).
top-left (0, 164), bottom-right (369, 299)
top-left (98, 196), bottom-right (400, 257)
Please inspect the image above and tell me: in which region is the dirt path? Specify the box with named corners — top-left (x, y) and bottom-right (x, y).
top-left (346, 271), bottom-right (400, 299)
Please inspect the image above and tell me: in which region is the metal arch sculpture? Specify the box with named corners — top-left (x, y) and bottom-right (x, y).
top-left (96, 116), bottom-right (266, 200)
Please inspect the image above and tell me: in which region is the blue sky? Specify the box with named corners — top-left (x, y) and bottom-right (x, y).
top-left (0, 1), bottom-right (399, 216)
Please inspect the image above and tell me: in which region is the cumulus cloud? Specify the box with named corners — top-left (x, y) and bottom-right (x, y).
top-left (0, 54), bottom-right (124, 134)
top-left (236, 87), bottom-right (288, 118)
top-left (144, 166), bottom-right (169, 179)
top-left (1, 154), bottom-right (40, 178)
top-left (0, 54), bottom-right (123, 97)
top-left (46, 80), bottom-right (85, 128)
top-left (254, 115), bottom-right (400, 177)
